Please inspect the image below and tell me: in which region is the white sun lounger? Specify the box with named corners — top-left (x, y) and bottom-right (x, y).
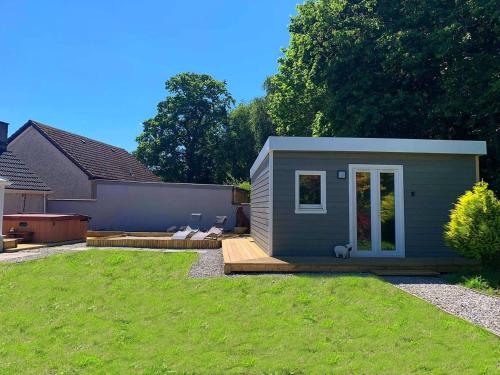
top-left (171, 226), bottom-right (198, 240)
top-left (191, 226), bottom-right (223, 240)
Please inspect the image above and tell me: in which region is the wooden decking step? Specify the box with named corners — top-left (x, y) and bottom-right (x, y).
top-left (371, 269), bottom-right (441, 276)
top-left (223, 238), bottom-right (480, 274)
top-left (3, 238), bottom-right (19, 252)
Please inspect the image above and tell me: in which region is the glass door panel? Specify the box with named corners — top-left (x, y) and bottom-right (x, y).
top-left (350, 165), bottom-right (404, 257)
top-left (356, 172), bottom-right (372, 251)
top-left (380, 172), bottom-right (396, 251)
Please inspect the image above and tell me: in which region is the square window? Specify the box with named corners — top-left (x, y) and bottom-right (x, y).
top-left (299, 175), bottom-right (321, 204)
top-left (295, 171), bottom-right (327, 214)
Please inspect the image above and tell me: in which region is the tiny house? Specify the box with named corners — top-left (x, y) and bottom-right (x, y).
top-left (250, 137), bottom-right (486, 258)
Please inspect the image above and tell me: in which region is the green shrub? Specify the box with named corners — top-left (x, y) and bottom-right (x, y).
top-left (443, 269), bottom-right (499, 296)
top-left (462, 275), bottom-right (493, 294)
top-left (238, 180), bottom-right (251, 192)
top-left (444, 181), bottom-right (500, 263)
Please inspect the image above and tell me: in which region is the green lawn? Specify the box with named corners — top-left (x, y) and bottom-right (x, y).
top-left (0, 251), bottom-right (498, 374)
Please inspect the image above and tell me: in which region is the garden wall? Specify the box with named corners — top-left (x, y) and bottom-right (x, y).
top-left (47, 180), bottom-right (248, 231)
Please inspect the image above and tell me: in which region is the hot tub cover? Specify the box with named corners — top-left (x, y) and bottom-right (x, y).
top-left (3, 213), bottom-right (89, 221)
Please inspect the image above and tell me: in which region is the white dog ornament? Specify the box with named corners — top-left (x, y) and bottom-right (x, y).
top-left (334, 243), bottom-right (353, 258)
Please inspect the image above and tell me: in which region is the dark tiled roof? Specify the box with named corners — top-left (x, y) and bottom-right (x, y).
top-left (0, 150), bottom-right (51, 192)
top-left (12, 120), bottom-right (161, 182)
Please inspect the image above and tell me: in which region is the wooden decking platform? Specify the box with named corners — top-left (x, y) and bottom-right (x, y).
top-left (3, 238), bottom-right (18, 251)
top-left (87, 235), bottom-right (221, 249)
top-left (222, 238), bottom-right (480, 274)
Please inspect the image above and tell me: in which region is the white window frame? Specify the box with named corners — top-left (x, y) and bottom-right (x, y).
top-left (295, 170), bottom-right (327, 214)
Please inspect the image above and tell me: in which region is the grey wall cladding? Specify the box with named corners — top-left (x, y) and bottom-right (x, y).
top-left (272, 151), bottom-right (476, 257)
top-left (251, 155), bottom-right (271, 254)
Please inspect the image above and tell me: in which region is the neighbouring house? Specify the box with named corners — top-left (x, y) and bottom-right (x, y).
top-left (7, 120), bottom-right (247, 231)
top-left (250, 136), bottom-right (486, 258)
top-left (8, 120), bottom-right (160, 199)
top-left (0, 122), bottom-right (52, 214)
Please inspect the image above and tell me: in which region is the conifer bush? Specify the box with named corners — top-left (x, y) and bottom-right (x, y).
top-left (445, 182), bottom-right (500, 263)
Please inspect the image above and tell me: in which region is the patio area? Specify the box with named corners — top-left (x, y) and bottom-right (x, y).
top-left (222, 237), bottom-right (481, 275)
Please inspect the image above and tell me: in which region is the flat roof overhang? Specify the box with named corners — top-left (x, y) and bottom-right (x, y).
top-left (250, 136), bottom-right (487, 177)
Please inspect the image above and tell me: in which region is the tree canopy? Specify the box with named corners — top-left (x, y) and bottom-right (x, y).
top-left (137, 0), bottom-right (498, 190)
top-left (135, 73), bottom-right (235, 183)
top-left (219, 97), bottom-right (275, 182)
top-left (136, 73), bottom-right (274, 184)
top-left (267, 0), bottom-right (499, 191)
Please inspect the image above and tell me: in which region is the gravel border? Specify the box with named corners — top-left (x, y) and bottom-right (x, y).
top-left (188, 249), bottom-right (224, 278)
top-left (384, 276), bottom-right (500, 336)
top-left (0, 243), bottom-right (88, 263)
top-left (187, 249), bottom-right (295, 278)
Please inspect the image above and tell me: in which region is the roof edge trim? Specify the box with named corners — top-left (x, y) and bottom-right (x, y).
top-left (250, 136), bottom-right (487, 177)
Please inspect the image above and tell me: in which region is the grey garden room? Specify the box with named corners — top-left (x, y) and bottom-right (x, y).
top-left (223, 136), bottom-right (487, 274)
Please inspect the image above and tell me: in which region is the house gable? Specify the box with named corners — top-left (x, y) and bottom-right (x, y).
top-left (8, 126), bottom-right (93, 199)
top-left (9, 120), bottom-right (161, 183)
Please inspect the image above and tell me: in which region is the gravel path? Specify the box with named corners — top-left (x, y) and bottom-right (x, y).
top-left (187, 249), bottom-right (293, 278)
top-left (0, 243), bottom-right (88, 263)
top-left (188, 249), bottom-right (225, 278)
top-left (385, 276), bottom-right (500, 336)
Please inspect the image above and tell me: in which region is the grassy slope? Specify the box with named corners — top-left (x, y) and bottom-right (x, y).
top-left (0, 250), bottom-right (498, 374)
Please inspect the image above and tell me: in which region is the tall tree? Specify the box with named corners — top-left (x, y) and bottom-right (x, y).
top-left (247, 96), bottom-right (275, 153)
top-left (217, 103), bottom-right (256, 183)
top-left (217, 97), bottom-right (275, 183)
top-left (136, 73), bottom-right (234, 183)
top-left (267, 0), bottom-right (500, 191)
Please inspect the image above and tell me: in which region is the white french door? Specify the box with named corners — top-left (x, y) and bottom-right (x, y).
top-left (349, 165), bottom-right (405, 257)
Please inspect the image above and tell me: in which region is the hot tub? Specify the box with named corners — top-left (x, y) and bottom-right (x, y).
top-left (3, 214), bottom-right (89, 243)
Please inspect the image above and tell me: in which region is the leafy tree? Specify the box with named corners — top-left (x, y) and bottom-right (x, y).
top-left (136, 73), bottom-right (234, 183)
top-left (216, 102), bottom-right (256, 183)
top-left (247, 96), bottom-right (276, 153)
top-left (267, 0), bottom-right (500, 192)
top-left (217, 97), bottom-right (275, 183)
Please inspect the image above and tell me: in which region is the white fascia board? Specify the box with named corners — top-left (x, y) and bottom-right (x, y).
top-left (250, 136), bottom-right (486, 176)
top-left (250, 138), bottom-right (271, 177)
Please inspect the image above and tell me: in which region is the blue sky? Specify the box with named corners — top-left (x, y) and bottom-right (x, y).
top-left (0, 1), bottom-right (298, 151)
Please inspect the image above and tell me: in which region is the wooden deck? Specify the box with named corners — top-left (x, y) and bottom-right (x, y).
top-left (222, 237), bottom-right (480, 274)
top-left (87, 236), bottom-right (221, 249)
top-left (3, 238), bottom-right (18, 251)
